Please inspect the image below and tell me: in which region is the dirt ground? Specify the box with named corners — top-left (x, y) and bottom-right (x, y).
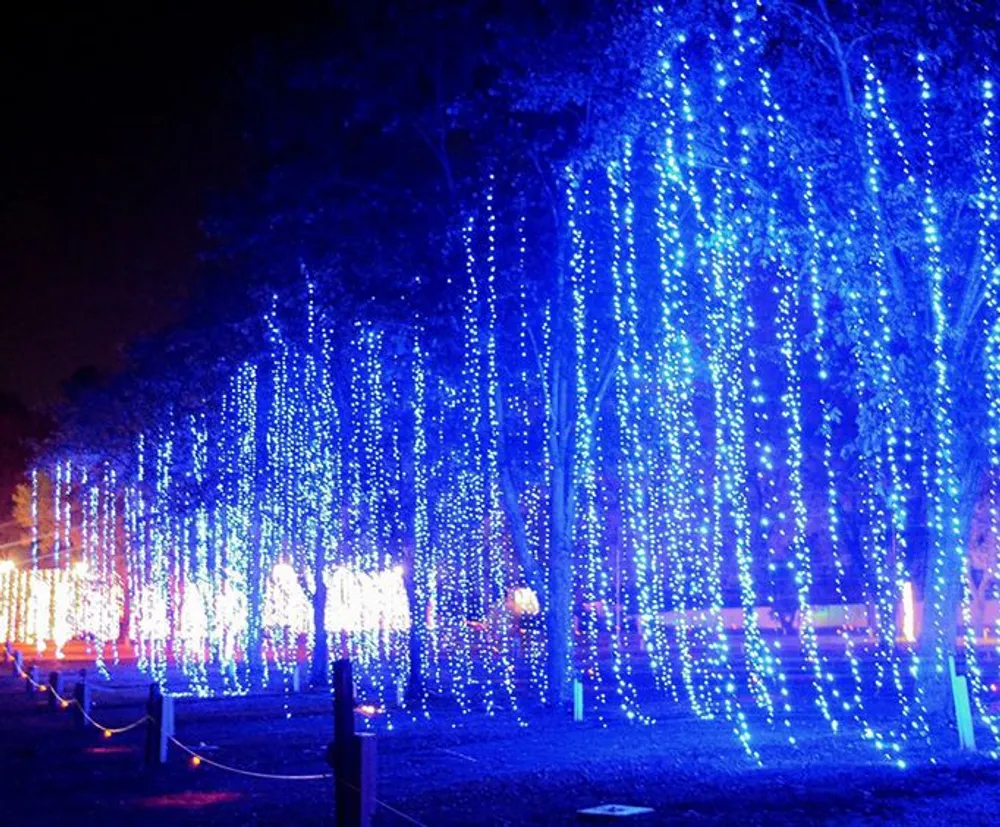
top-left (3, 657), bottom-right (1000, 825)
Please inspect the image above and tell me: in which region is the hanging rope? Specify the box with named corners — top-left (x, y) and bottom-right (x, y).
top-left (14, 661), bottom-right (151, 735)
top-left (168, 736), bottom-right (332, 781)
top-left (9, 657), bottom-right (426, 825)
top-left (169, 737), bottom-right (429, 826)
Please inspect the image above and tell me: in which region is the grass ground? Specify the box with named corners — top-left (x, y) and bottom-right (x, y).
top-left (3, 656), bottom-right (1000, 825)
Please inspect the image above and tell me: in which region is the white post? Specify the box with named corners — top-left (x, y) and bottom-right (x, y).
top-left (160, 695), bottom-right (175, 763)
top-left (949, 656), bottom-right (976, 752)
top-left (573, 677), bottom-right (584, 723)
top-left (356, 733), bottom-right (377, 827)
top-left (291, 663), bottom-right (301, 694)
top-left (145, 684), bottom-right (174, 766)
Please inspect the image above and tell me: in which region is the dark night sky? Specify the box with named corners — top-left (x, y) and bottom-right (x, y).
top-left (0, 3), bottom-right (322, 409)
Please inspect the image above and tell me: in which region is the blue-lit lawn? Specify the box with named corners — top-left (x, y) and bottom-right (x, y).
top-left (2, 660), bottom-right (999, 825)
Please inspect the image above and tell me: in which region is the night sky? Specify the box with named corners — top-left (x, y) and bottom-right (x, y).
top-left (0, 3), bottom-right (324, 409)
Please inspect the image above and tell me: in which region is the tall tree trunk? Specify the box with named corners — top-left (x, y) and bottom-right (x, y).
top-left (311, 572), bottom-right (329, 686)
top-left (546, 446), bottom-right (573, 705)
top-left (246, 525), bottom-right (265, 688)
top-left (919, 457), bottom-right (981, 727)
top-left (544, 245), bottom-right (579, 708)
top-left (404, 566), bottom-right (424, 699)
top-left (246, 362), bottom-right (270, 690)
top-left (495, 380), bottom-right (546, 599)
top-left (117, 548), bottom-right (131, 645)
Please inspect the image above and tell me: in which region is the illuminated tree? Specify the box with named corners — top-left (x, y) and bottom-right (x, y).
top-left (28, 0), bottom-right (1000, 752)
top-left (760, 0), bottom-right (997, 724)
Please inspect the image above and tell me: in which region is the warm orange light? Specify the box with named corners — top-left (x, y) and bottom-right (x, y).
top-left (61, 701), bottom-right (69, 709)
top-left (511, 587), bottom-right (540, 616)
top-left (355, 703), bottom-right (381, 718)
top-left (103, 729), bottom-right (112, 739)
top-left (190, 756), bottom-right (202, 768)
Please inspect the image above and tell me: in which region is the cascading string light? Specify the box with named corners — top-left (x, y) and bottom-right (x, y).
top-left (749, 46), bottom-right (804, 738)
top-left (649, 29), bottom-right (714, 717)
top-left (565, 169), bottom-right (600, 714)
top-left (912, 53), bottom-right (973, 744)
top-left (575, 171), bottom-right (605, 718)
top-left (675, 36), bottom-right (746, 732)
top-left (856, 59), bottom-right (920, 746)
top-left (799, 169), bottom-right (886, 750)
top-left (411, 329), bottom-right (432, 719)
top-left (484, 175), bottom-right (522, 717)
top-left (972, 68), bottom-right (1000, 752)
top-left (979, 71), bottom-right (1000, 684)
top-left (8, 12), bottom-right (999, 767)
top-left (80, 467), bottom-right (92, 656)
top-left (704, 24), bottom-right (771, 755)
top-left (47, 458), bottom-right (62, 658)
top-left (104, 465), bottom-right (121, 667)
top-left (453, 213), bottom-right (480, 715)
top-left (188, 414), bottom-right (212, 696)
top-left (132, 435), bottom-right (148, 674)
top-left (529, 297), bottom-right (553, 705)
top-left (865, 60), bottom-right (918, 724)
top-left (621, 139), bottom-right (677, 707)
top-left (508, 203), bottom-right (549, 704)
top-left (750, 39), bottom-right (834, 736)
top-left (602, 158), bottom-right (654, 723)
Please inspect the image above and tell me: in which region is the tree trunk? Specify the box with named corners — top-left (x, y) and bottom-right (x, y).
top-left (499, 462), bottom-right (546, 597)
top-left (246, 362), bottom-right (270, 690)
top-left (546, 449), bottom-right (573, 705)
top-left (404, 565), bottom-right (425, 700)
top-left (311, 574), bottom-right (329, 686)
top-left (117, 551), bottom-right (131, 645)
top-left (246, 533), bottom-right (265, 689)
top-left (919, 457), bottom-right (981, 727)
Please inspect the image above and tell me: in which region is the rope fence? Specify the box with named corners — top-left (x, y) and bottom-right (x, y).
top-left (3, 650), bottom-right (429, 827)
top-left (166, 736), bottom-right (427, 824)
top-left (168, 736), bottom-right (333, 781)
top-left (83, 709), bottom-right (152, 735)
top-left (12, 658), bottom-right (152, 736)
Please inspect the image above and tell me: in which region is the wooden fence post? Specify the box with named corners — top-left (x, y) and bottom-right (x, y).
top-left (72, 671), bottom-right (90, 730)
top-left (26, 664), bottom-right (39, 695)
top-left (331, 658), bottom-right (368, 827)
top-left (12, 649), bottom-right (22, 677)
top-left (47, 671), bottom-right (61, 709)
top-left (145, 683), bottom-right (174, 766)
